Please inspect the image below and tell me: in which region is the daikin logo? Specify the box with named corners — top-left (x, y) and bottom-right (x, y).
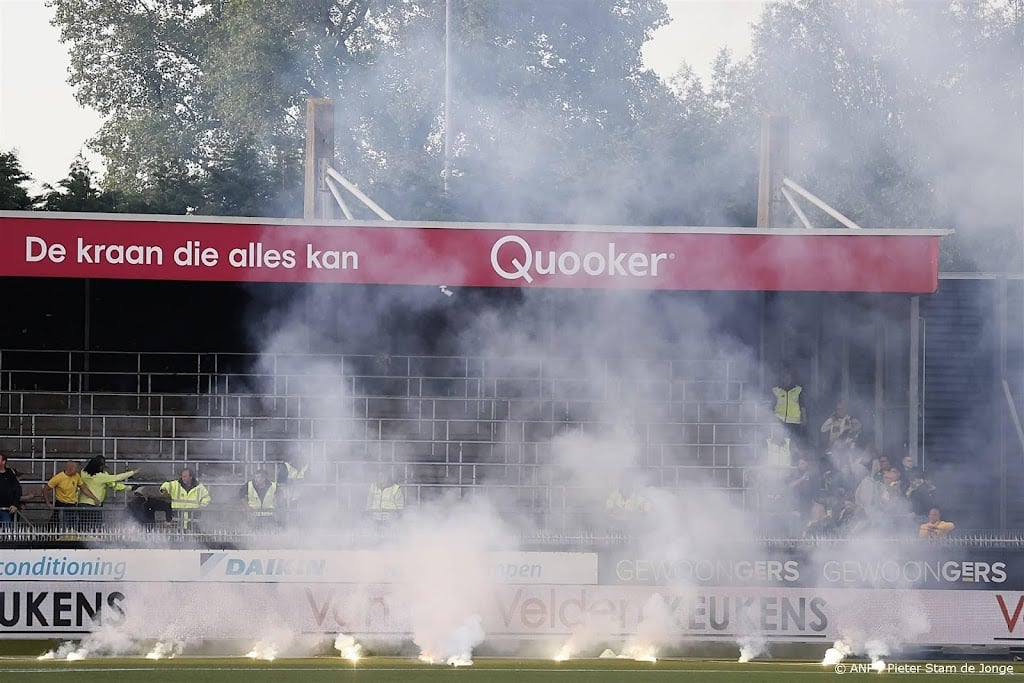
top-left (200, 553), bottom-right (326, 578)
top-left (490, 235), bottom-right (673, 283)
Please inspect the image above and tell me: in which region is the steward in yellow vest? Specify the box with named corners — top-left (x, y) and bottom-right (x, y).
top-left (366, 469), bottom-right (405, 524)
top-left (159, 467), bottom-right (211, 530)
top-left (277, 460), bottom-right (308, 509)
top-left (772, 373), bottom-right (805, 425)
top-left (241, 469), bottom-right (278, 524)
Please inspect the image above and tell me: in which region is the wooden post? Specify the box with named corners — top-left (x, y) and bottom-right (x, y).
top-left (303, 98), bottom-right (335, 220)
top-left (756, 114), bottom-right (789, 228)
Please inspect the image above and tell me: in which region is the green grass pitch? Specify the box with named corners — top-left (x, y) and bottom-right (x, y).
top-left (0, 657), bottom-right (1019, 682)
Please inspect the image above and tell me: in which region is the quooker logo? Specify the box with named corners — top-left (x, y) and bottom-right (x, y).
top-left (490, 235), bottom-right (674, 283)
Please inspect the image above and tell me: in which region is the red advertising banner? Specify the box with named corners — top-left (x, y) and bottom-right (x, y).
top-left (0, 213), bottom-right (945, 293)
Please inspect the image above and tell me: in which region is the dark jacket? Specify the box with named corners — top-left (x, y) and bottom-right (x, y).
top-left (0, 468), bottom-right (23, 508)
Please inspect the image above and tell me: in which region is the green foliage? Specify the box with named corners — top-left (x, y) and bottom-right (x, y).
top-left (35, 155), bottom-right (115, 212)
top-left (50, 0), bottom-right (678, 222)
top-left (749, 0), bottom-right (1023, 270)
top-left (46, 0), bottom-right (1021, 272)
top-left (0, 150), bottom-right (34, 210)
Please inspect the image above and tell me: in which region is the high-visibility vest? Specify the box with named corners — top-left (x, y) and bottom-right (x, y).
top-left (773, 386), bottom-right (803, 424)
top-left (247, 481), bottom-right (277, 516)
top-left (367, 483), bottom-right (404, 520)
top-left (605, 489), bottom-right (650, 515)
top-left (161, 480), bottom-right (211, 509)
top-left (284, 462), bottom-right (307, 481)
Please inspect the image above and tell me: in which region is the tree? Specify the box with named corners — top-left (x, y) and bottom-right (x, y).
top-left (52, 0), bottom-right (682, 223)
top-left (0, 150), bottom-right (34, 210)
top-left (747, 0), bottom-right (1023, 270)
top-left (35, 155), bottom-right (115, 212)
top-left (437, 1), bottom-right (675, 223)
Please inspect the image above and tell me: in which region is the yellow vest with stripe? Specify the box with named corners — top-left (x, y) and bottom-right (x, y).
top-left (605, 489), bottom-right (650, 516)
top-left (247, 481), bottom-right (277, 516)
top-left (284, 462), bottom-right (307, 481)
top-left (773, 386), bottom-right (803, 424)
top-left (161, 480), bottom-right (211, 509)
top-left (367, 483), bottom-right (404, 521)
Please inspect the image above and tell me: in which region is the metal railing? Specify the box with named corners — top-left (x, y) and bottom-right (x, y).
top-left (0, 348), bottom-right (767, 531)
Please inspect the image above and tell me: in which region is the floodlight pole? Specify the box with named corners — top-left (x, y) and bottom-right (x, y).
top-left (756, 114), bottom-right (789, 229)
top-left (304, 98), bottom-right (336, 220)
top-left (443, 0), bottom-right (452, 195)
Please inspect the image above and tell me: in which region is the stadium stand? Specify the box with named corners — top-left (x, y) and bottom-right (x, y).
top-left (0, 349), bottom-right (761, 535)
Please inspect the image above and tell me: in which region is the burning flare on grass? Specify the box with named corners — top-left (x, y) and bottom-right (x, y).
top-left (821, 640), bottom-right (853, 666)
top-left (415, 614), bottom-right (484, 667)
top-left (38, 642), bottom-right (87, 660)
top-left (246, 640), bottom-right (279, 661)
top-left (552, 639), bottom-right (576, 662)
top-left (334, 633), bottom-right (363, 662)
top-left (418, 652), bottom-right (475, 667)
top-left (618, 643), bottom-right (657, 663)
top-left (866, 639), bottom-right (889, 673)
top-left (145, 640), bottom-right (184, 660)
top-left (738, 635), bottom-right (767, 663)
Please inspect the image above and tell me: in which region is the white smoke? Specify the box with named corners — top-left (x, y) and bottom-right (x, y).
top-left (334, 633), bottom-right (364, 661)
top-left (821, 639), bottom-right (853, 666)
top-left (398, 498), bottom-right (508, 665)
top-left (737, 634), bottom-right (767, 663)
top-left (145, 640), bottom-right (185, 659)
top-left (37, 624), bottom-right (139, 660)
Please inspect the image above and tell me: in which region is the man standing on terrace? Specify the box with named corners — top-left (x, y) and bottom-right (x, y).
top-left (0, 453), bottom-right (22, 525)
top-left (771, 370), bottom-right (808, 446)
top-left (42, 460), bottom-right (99, 528)
top-left (159, 467), bottom-right (211, 531)
top-left (78, 455), bottom-right (138, 528)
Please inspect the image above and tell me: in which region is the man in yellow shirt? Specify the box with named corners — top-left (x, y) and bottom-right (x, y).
top-left (42, 460), bottom-right (98, 528)
top-left (919, 507), bottom-right (955, 539)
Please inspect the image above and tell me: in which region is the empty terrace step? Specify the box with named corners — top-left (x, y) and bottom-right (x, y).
top-left (10, 392), bottom-right (85, 415)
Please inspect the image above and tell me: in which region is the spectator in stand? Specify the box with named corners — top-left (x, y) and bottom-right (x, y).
top-left (0, 453), bottom-right (23, 526)
top-left (919, 506), bottom-right (955, 538)
top-left (846, 446), bottom-right (874, 490)
top-left (241, 469), bottom-right (279, 527)
top-left (820, 400), bottom-right (854, 451)
top-left (756, 424), bottom-right (795, 509)
top-left (787, 457), bottom-right (821, 524)
top-left (854, 470), bottom-right (879, 513)
top-left (158, 467), bottom-right (211, 531)
top-left (837, 418), bottom-right (863, 452)
top-left (906, 471), bottom-right (938, 518)
top-left (802, 500), bottom-right (835, 538)
top-left (834, 496), bottom-right (869, 537)
top-left (42, 460), bottom-right (98, 528)
top-left (78, 455), bottom-right (137, 529)
top-left (899, 454), bottom-right (918, 477)
top-left (765, 423), bottom-right (793, 469)
top-left (876, 467), bottom-right (914, 531)
top-left (899, 455), bottom-right (925, 494)
top-left (605, 472), bottom-right (650, 533)
top-left (276, 457), bottom-right (309, 512)
top-left (771, 370), bottom-right (807, 446)
top-left (872, 454), bottom-right (892, 482)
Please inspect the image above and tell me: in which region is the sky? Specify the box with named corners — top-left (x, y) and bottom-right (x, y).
top-left (0, 0), bottom-right (764, 190)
